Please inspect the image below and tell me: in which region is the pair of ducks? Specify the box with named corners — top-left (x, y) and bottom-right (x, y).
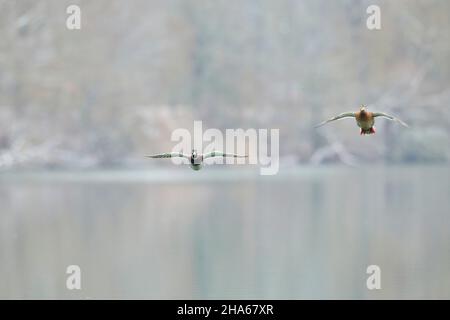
top-left (148, 105), bottom-right (408, 170)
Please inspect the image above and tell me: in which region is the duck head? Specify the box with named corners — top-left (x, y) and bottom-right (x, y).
top-left (359, 104), bottom-right (367, 115)
top-left (191, 149), bottom-right (201, 164)
top-left (191, 149), bottom-right (202, 167)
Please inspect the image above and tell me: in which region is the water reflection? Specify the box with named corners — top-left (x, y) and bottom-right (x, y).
top-left (0, 166), bottom-right (449, 299)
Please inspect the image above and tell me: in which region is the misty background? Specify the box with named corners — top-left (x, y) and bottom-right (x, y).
top-left (0, 0), bottom-right (450, 299)
top-left (1, 0), bottom-right (449, 168)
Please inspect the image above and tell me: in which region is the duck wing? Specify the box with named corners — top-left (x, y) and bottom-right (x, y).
top-left (372, 112), bottom-right (409, 127)
top-left (203, 151), bottom-right (248, 159)
top-left (146, 152), bottom-right (190, 159)
top-left (314, 112), bottom-right (356, 128)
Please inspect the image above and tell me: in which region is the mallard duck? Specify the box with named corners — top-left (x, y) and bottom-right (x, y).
top-left (146, 149), bottom-right (248, 170)
top-left (315, 105), bottom-right (408, 135)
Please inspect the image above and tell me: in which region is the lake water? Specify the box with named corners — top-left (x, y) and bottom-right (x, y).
top-left (0, 166), bottom-right (449, 299)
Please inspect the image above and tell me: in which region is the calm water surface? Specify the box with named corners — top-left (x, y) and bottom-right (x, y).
top-left (0, 166), bottom-right (449, 299)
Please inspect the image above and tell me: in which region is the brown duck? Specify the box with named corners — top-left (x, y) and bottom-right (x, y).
top-left (315, 105), bottom-right (409, 135)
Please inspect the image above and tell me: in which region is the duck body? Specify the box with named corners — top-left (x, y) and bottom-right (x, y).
top-left (190, 164), bottom-right (202, 170)
top-left (355, 109), bottom-right (375, 135)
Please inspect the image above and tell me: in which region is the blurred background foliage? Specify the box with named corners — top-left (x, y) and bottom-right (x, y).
top-left (0, 0), bottom-right (449, 169)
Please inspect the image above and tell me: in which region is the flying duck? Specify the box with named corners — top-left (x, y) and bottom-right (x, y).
top-left (315, 105), bottom-right (409, 135)
top-left (146, 149), bottom-right (248, 171)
